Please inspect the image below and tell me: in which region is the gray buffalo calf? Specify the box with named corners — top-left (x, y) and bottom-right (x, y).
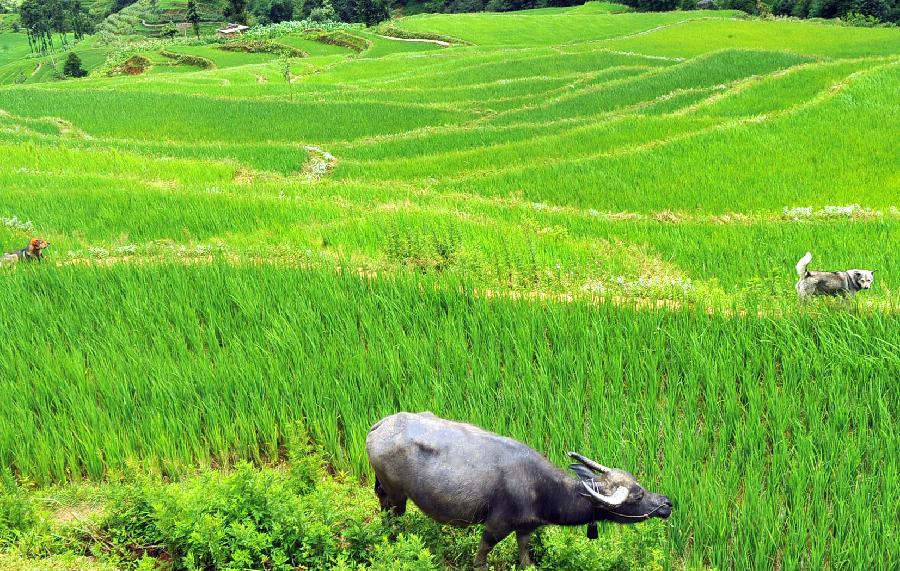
top-left (366, 412), bottom-right (673, 568)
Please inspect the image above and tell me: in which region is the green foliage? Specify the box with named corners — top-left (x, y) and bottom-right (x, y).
top-left (308, 1), bottom-right (337, 22)
top-left (842, 8), bottom-right (891, 24)
top-left (113, 0), bottom-right (139, 10)
top-left (0, 492), bottom-right (36, 547)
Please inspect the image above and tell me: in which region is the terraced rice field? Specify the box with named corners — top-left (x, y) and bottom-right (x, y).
top-left (0, 4), bottom-right (898, 569)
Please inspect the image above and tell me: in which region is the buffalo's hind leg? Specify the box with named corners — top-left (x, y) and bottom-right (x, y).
top-left (474, 526), bottom-right (512, 569)
top-left (374, 476), bottom-right (407, 515)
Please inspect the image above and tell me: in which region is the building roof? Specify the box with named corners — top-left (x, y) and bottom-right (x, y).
top-left (217, 24), bottom-right (250, 34)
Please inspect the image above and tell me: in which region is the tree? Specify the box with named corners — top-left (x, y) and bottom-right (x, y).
top-left (48, 0), bottom-right (67, 44)
top-left (808, 0), bottom-right (848, 17)
top-left (331, 0), bottom-right (355, 21)
top-left (269, 0), bottom-right (295, 21)
top-left (298, 0), bottom-right (321, 18)
top-left (308, 0), bottom-right (337, 21)
top-left (63, 51), bottom-right (86, 77)
top-left (300, 0), bottom-right (338, 19)
top-left (848, 0), bottom-right (888, 18)
top-left (187, 0), bottom-right (201, 37)
top-left (68, 0), bottom-right (92, 41)
top-left (19, 0), bottom-right (53, 52)
top-left (225, 0), bottom-right (250, 23)
top-left (486, 0), bottom-right (539, 10)
top-left (618, 0), bottom-right (677, 10)
top-left (113, 0), bottom-right (139, 11)
top-left (353, 0), bottom-right (388, 25)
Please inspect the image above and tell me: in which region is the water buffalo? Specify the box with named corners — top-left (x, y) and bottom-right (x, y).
top-left (366, 412), bottom-right (673, 568)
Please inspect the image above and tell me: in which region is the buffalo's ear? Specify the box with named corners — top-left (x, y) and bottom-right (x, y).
top-left (586, 522), bottom-right (598, 540)
top-left (569, 464), bottom-right (595, 482)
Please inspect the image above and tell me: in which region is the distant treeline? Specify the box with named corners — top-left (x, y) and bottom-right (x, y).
top-left (4, 0), bottom-right (895, 37)
top-left (394, 0), bottom-right (586, 15)
top-left (249, 0), bottom-right (391, 26)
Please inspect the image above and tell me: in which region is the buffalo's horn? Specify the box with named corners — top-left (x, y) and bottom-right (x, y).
top-left (567, 451), bottom-right (610, 474)
top-left (581, 481), bottom-right (628, 507)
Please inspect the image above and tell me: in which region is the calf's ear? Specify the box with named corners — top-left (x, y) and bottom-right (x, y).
top-left (587, 522), bottom-right (598, 540)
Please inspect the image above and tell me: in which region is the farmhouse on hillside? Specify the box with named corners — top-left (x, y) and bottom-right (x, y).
top-left (217, 23), bottom-right (250, 37)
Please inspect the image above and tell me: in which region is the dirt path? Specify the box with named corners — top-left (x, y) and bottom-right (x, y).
top-left (377, 35), bottom-right (451, 47)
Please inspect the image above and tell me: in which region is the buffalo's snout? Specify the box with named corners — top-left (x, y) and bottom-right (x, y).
top-left (655, 495), bottom-right (673, 518)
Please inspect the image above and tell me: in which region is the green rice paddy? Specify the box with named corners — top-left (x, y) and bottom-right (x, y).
top-left (0, 4), bottom-right (897, 569)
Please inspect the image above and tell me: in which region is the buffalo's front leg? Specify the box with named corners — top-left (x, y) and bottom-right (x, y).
top-left (374, 477), bottom-right (407, 515)
top-left (516, 529), bottom-right (535, 568)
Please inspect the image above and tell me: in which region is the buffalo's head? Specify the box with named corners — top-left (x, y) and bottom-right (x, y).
top-left (568, 451), bottom-right (673, 525)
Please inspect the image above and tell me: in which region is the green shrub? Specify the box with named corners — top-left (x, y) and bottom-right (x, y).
top-left (159, 50), bottom-right (215, 68)
top-left (91, 462), bottom-right (387, 569)
top-left (304, 28), bottom-right (370, 51)
top-left (63, 52), bottom-right (88, 78)
top-left (367, 534), bottom-right (439, 569)
top-left (0, 492), bottom-right (36, 547)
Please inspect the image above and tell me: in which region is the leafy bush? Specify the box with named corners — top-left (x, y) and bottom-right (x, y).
top-left (92, 464), bottom-right (461, 569)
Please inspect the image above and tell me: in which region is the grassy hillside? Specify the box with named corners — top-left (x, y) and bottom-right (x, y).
top-left (0, 5), bottom-right (897, 570)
